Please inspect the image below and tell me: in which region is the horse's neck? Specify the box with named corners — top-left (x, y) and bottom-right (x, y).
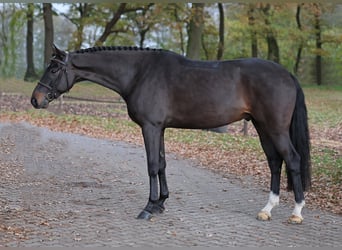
top-left (71, 52), bottom-right (142, 97)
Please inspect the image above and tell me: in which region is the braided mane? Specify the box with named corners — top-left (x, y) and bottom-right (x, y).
top-left (75, 46), bottom-right (163, 54)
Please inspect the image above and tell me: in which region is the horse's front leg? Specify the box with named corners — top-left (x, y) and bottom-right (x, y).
top-left (137, 124), bottom-right (166, 220)
top-left (157, 129), bottom-right (169, 209)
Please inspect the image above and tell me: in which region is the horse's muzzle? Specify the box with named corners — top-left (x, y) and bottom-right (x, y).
top-left (31, 95), bottom-right (49, 109)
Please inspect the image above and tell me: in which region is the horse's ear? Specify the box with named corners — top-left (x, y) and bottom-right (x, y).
top-left (52, 44), bottom-right (58, 55)
top-left (52, 44), bottom-right (66, 57)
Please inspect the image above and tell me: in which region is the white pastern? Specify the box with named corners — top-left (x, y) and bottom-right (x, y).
top-left (261, 191), bottom-right (279, 216)
top-left (292, 200), bottom-right (305, 219)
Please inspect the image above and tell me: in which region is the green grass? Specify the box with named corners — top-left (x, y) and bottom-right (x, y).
top-left (0, 78), bottom-right (36, 94)
top-left (0, 78), bottom-right (120, 100)
top-left (166, 128), bottom-right (261, 153)
top-left (311, 147), bottom-right (342, 184)
top-left (303, 87), bottom-right (342, 128)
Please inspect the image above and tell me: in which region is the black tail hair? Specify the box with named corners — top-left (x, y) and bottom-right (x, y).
top-left (287, 74), bottom-right (311, 191)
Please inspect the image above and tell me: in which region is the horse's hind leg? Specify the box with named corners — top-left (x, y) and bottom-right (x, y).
top-left (267, 132), bottom-right (305, 224)
top-left (254, 122), bottom-right (283, 221)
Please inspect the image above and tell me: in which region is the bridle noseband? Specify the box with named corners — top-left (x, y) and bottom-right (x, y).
top-left (38, 53), bottom-right (70, 101)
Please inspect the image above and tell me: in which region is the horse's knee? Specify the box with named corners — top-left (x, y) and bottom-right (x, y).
top-left (147, 162), bottom-right (160, 176)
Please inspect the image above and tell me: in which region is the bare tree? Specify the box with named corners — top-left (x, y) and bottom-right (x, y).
top-left (294, 4), bottom-right (304, 75)
top-left (248, 4), bottom-right (258, 58)
top-left (313, 3), bottom-right (322, 85)
top-left (43, 3), bottom-right (54, 65)
top-left (24, 3), bottom-right (38, 81)
top-left (216, 3), bottom-right (224, 60)
top-left (186, 3), bottom-right (205, 59)
top-left (261, 4), bottom-right (280, 64)
top-left (95, 3), bottom-right (127, 46)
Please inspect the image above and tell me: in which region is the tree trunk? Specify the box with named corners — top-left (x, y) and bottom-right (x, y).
top-left (24, 3), bottom-right (38, 81)
top-left (139, 29), bottom-right (149, 48)
top-left (186, 3), bottom-right (204, 59)
top-left (75, 3), bottom-right (88, 50)
top-left (216, 3), bottom-right (224, 60)
top-left (95, 3), bottom-right (126, 46)
top-left (314, 4), bottom-right (322, 85)
top-left (248, 4), bottom-right (258, 58)
top-left (61, 3), bottom-right (92, 50)
top-left (266, 35), bottom-right (280, 63)
top-left (135, 4), bottom-right (155, 48)
top-left (294, 4), bottom-right (303, 75)
top-left (172, 5), bottom-right (185, 55)
top-left (262, 4), bottom-right (280, 64)
top-left (43, 3), bottom-right (54, 66)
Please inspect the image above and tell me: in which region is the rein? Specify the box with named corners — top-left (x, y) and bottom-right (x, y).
top-left (38, 53), bottom-right (70, 101)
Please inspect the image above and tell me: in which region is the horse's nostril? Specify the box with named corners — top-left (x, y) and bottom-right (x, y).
top-left (31, 97), bottom-right (38, 108)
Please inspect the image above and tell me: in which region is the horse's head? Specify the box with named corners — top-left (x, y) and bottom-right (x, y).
top-left (31, 45), bottom-right (75, 109)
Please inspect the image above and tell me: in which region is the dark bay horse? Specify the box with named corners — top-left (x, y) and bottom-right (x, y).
top-left (31, 45), bottom-right (311, 224)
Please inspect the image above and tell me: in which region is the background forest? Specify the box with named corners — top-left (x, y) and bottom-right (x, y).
top-left (0, 2), bottom-right (341, 86)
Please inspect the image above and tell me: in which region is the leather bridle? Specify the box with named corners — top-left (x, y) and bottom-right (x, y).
top-left (38, 53), bottom-right (70, 101)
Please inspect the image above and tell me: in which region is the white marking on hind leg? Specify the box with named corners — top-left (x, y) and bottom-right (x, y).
top-left (288, 200), bottom-right (305, 224)
top-left (257, 191), bottom-right (279, 220)
top-left (292, 200), bottom-right (305, 219)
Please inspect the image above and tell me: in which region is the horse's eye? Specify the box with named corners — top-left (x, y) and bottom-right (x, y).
top-left (51, 68), bottom-right (59, 73)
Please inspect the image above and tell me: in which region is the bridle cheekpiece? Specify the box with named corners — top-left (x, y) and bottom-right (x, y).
top-left (38, 52), bottom-right (69, 101)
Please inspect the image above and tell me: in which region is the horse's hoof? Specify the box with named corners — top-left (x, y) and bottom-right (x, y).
top-left (137, 210), bottom-right (153, 220)
top-left (287, 215), bottom-right (303, 224)
top-left (154, 204), bottom-right (165, 214)
top-left (257, 211), bottom-right (271, 221)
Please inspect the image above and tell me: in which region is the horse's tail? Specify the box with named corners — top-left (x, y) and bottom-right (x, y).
top-left (287, 74), bottom-right (311, 191)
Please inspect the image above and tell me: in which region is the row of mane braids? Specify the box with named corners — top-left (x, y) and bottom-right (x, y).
top-left (75, 46), bottom-right (163, 54)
